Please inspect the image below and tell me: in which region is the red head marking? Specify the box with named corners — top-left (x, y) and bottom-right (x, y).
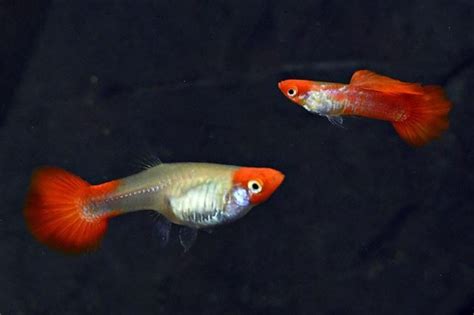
top-left (278, 80), bottom-right (316, 106)
top-left (232, 167), bottom-right (285, 204)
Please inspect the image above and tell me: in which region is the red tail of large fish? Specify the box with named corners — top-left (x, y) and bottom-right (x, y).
top-left (24, 167), bottom-right (121, 253)
top-left (350, 70), bottom-right (452, 146)
top-left (391, 86), bottom-right (452, 147)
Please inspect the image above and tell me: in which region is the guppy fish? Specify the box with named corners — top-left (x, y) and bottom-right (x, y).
top-left (24, 162), bottom-right (284, 253)
top-left (278, 70), bottom-right (452, 147)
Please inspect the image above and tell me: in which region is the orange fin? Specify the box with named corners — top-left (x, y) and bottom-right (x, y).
top-left (24, 167), bottom-right (121, 253)
top-left (350, 70), bottom-right (425, 95)
top-left (391, 86), bottom-right (452, 146)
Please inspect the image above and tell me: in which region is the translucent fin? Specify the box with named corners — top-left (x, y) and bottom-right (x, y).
top-left (133, 148), bottom-right (162, 170)
top-left (136, 155), bottom-right (162, 170)
top-left (179, 226), bottom-right (198, 252)
top-left (327, 115), bottom-right (344, 128)
top-left (152, 214), bottom-right (172, 248)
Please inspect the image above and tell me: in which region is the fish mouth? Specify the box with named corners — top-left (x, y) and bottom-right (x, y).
top-left (263, 169), bottom-right (285, 197)
top-left (272, 170), bottom-right (285, 189)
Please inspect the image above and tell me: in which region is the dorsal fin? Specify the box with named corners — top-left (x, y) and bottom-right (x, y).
top-left (349, 70), bottom-right (424, 95)
top-left (134, 153), bottom-right (162, 170)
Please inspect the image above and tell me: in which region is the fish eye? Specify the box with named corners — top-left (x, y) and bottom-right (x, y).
top-left (248, 180), bottom-right (263, 194)
top-left (287, 88), bottom-right (297, 97)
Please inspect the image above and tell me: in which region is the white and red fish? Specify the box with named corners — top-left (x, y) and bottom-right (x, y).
top-left (278, 70), bottom-right (452, 146)
top-left (24, 162), bottom-right (284, 253)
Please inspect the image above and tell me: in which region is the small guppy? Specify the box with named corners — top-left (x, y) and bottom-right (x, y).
top-left (278, 70), bottom-right (452, 146)
top-left (24, 162), bottom-right (284, 253)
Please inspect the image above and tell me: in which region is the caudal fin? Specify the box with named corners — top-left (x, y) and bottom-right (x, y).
top-left (391, 85), bottom-right (452, 147)
top-left (350, 70), bottom-right (452, 146)
top-left (24, 167), bottom-right (121, 253)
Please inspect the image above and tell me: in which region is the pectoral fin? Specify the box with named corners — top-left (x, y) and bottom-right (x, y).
top-left (327, 115), bottom-right (344, 128)
top-left (179, 226), bottom-right (198, 252)
top-left (152, 214), bottom-right (172, 248)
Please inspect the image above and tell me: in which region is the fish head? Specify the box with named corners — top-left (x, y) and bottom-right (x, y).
top-left (278, 79), bottom-right (316, 106)
top-left (279, 79), bottom-right (345, 116)
top-left (232, 167), bottom-right (284, 205)
top-left (221, 167), bottom-right (284, 223)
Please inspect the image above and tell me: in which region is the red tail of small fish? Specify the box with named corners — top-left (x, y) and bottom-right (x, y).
top-left (24, 167), bottom-right (121, 253)
top-left (350, 70), bottom-right (452, 146)
top-left (391, 86), bottom-right (451, 147)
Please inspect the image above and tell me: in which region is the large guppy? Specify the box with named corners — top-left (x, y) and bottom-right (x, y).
top-left (24, 162), bottom-right (285, 253)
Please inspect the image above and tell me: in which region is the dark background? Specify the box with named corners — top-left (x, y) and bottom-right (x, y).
top-left (1, 1), bottom-right (473, 314)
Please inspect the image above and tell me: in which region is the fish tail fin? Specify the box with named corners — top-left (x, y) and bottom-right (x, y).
top-left (391, 85), bottom-right (452, 147)
top-left (24, 167), bottom-right (121, 253)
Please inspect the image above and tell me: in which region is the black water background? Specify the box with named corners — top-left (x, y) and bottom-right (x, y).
top-left (0, 1), bottom-right (473, 314)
